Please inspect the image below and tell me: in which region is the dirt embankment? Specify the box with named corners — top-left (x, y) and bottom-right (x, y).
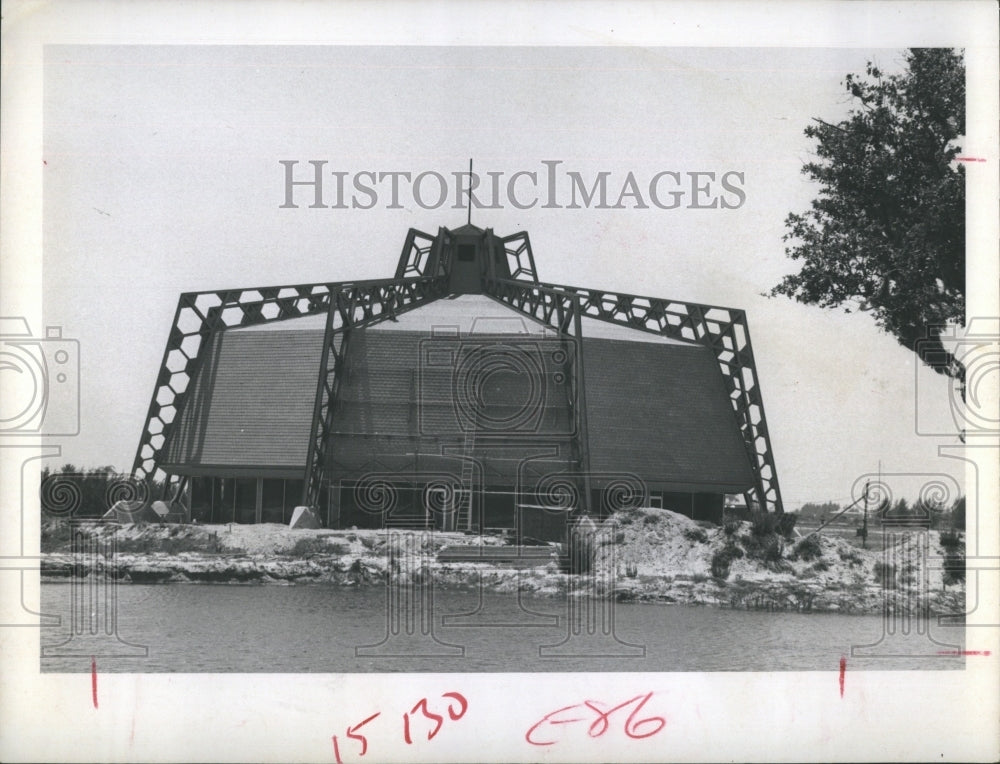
top-left (40, 507), bottom-right (966, 615)
top-left (595, 508), bottom-right (965, 615)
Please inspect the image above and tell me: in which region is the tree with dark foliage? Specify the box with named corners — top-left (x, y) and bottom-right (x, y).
top-left (772, 49), bottom-right (965, 386)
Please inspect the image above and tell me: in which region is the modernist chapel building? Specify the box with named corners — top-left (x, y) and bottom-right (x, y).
top-left (133, 223), bottom-right (783, 537)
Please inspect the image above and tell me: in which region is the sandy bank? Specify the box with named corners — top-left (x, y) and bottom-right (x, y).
top-left (40, 507), bottom-right (966, 616)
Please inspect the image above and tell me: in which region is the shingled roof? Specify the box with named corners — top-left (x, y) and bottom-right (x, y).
top-left (162, 294), bottom-right (754, 493)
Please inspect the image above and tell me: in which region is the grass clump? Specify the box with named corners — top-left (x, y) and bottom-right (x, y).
top-left (838, 547), bottom-right (863, 566)
top-left (683, 527), bottom-right (709, 544)
top-left (288, 537), bottom-right (331, 557)
top-left (723, 519), bottom-right (743, 537)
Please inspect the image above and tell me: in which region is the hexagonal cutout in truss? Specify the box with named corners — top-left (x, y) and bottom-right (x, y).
top-left (165, 349), bottom-right (188, 372)
top-left (221, 306), bottom-right (244, 326)
top-left (155, 387), bottom-right (175, 406)
top-left (159, 406), bottom-right (177, 424)
top-left (168, 375), bottom-right (189, 395)
top-left (177, 310), bottom-right (204, 334)
top-left (194, 293), bottom-right (223, 314)
top-left (261, 302), bottom-right (280, 320)
top-left (180, 334), bottom-right (201, 358)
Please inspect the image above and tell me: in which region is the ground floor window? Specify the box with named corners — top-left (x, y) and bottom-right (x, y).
top-left (184, 475), bottom-right (724, 529)
top-left (187, 476), bottom-right (312, 525)
top-left (261, 479), bottom-right (285, 524)
top-left (234, 478), bottom-right (257, 524)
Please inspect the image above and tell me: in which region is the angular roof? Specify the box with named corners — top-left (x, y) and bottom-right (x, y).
top-left (162, 294), bottom-right (752, 494)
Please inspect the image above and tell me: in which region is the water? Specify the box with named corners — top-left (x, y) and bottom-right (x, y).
top-left (39, 583), bottom-right (965, 673)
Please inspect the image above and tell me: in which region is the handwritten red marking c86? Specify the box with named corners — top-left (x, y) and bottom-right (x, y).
top-left (525, 691), bottom-right (666, 747)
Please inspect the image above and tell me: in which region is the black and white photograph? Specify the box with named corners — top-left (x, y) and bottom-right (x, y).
top-left (2, 1), bottom-right (998, 761)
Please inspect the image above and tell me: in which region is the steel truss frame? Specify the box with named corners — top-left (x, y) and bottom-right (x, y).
top-left (136, 226), bottom-right (781, 517)
top-left (497, 231), bottom-right (539, 282)
top-left (131, 276), bottom-right (448, 508)
top-left (483, 277), bottom-right (784, 514)
top-left (301, 277), bottom-right (449, 507)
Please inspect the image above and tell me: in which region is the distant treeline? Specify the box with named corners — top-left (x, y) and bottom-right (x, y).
top-left (797, 496), bottom-right (965, 530)
top-left (39, 464), bottom-right (163, 519)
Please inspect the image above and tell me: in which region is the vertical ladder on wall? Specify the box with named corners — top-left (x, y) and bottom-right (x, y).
top-left (456, 423), bottom-right (477, 533)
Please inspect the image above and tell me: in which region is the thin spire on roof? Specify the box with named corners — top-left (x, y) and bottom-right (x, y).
top-left (467, 158), bottom-right (473, 226)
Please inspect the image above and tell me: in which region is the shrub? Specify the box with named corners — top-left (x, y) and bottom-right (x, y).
top-left (793, 534), bottom-right (823, 562)
top-left (776, 513), bottom-right (798, 539)
top-left (939, 529), bottom-right (963, 552)
top-left (710, 552), bottom-right (732, 580)
top-left (742, 531), bottom-right (784, 562)
top-left (710, 543), bottom-right (743, 580)
top-left (749, 511), bottom-right (796, 540)
top-left (749, 511), bottom-right (779, 538)
top-left (811, 559), bottom-right (830, 572)
top-left (950, 496), bottom-right (965, 531)
top-left (683, 527), bottom-right (709, 544)
top-left (642, 513), bottom-right (660, 526)
top-left (691, 573), bottom-right (708, 584)
top-left (942, 552), bottom-right (965, 587)
top-left (723, 519), bottom-right (742, 537)
top-left (874, 561), bottom-right (896, 588)
top-left (761, 537), bottom-right (786, 567)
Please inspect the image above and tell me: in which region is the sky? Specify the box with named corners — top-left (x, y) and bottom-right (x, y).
top-left (37, 44), bottom-right (970, 510)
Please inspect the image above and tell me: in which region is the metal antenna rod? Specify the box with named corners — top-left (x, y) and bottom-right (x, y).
top-left (467, 158), bottom-right (473, 226)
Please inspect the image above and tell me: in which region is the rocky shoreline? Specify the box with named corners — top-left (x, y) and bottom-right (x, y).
top-left (40, 507), bottom-right (967, 617)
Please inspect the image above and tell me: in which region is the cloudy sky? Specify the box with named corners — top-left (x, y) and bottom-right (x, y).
top-left (39, 44), bottom-right (970, 509)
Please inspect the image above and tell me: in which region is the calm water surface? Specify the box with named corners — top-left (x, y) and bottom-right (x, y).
top-left (39, 583), bottom-right (965, 673)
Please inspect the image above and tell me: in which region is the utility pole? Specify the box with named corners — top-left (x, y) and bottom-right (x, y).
top-left (861, 479), bottom-right (869, 549)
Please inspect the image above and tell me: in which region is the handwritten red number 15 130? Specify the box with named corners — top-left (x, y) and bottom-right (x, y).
top-left (332, 692), bottom-right (468, 763)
